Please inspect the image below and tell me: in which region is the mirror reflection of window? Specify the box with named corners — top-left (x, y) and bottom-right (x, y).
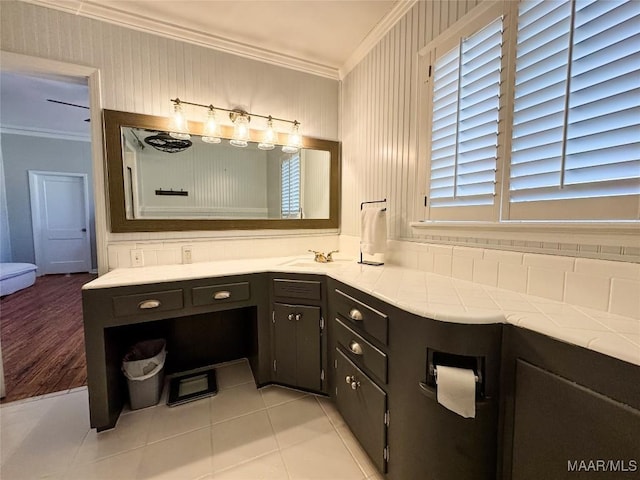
top-left (281, 154), bottom-right (301, 219)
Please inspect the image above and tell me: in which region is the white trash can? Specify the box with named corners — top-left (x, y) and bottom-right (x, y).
top-left (122, 339), bottom-right (166, 410)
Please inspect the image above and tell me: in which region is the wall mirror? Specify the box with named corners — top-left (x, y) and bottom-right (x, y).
top-left (103, 110), bottom-right (340, 232)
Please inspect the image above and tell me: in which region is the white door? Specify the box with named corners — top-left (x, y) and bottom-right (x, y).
top-left (29, 171), bottom-right (91, 274)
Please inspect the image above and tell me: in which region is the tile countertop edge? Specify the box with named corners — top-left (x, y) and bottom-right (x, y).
top-left (81, 256), bottom-right (640, 367)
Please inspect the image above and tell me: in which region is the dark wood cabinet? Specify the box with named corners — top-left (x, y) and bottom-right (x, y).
top-left (272, 302), bottom-right (322, 391)
top-left (269, 275), bottom-right (328, 394)
top-left (335, 348), bottom-right (388, 472)
top-left (328, 280), bottom-right (391, 473)
top-left (82, 274), bottom-right (270, 431)
top-left (84, 268), bottom-right (640, 480)
top-left (500, 327), bottom-right (640, 480)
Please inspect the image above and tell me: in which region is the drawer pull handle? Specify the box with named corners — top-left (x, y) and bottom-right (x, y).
top-left (138, 299), bottom-right (161, 310)
top-left (349, 341), bottom-right (363, 355)
top-left (288, 313), bottom-right (295, 321)
top-left (351, 380), bottom-right (361, 390)
top-left (295, 313), bottom-right (302, 321)
top-left (345, 375), bottom-right (354, 384)
top-left (213, 291), bottom-right (231, 300)
top-left (349, 308), bottom-right (363, 321)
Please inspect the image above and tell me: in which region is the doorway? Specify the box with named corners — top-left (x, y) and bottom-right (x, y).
top-left (0, 52), bottom-right (103, 401)
top-left (29, 171), bottom-right (92, 274)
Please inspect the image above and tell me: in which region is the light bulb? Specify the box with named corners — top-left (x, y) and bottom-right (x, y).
top-left (230, 112), bottom-right (250, 147)
top-left (282, 121), bottom-right (301, 154)
top-left (169, 101), bottom-right (190, 140)
top-left (258, 117), bottom-right (277, 151)
top-left (202, 107), bottom-right (221, 144)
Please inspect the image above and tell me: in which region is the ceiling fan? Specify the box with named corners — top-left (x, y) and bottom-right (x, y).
top-left (46, 98), bottom-right (90, 122)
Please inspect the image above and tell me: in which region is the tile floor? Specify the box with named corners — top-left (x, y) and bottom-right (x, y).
top-left (1, 359), bottom-right (383, 480)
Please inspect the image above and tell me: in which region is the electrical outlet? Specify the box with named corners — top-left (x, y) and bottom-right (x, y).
top-left (130, 249), bottom-right (144, 267)
top-left (182, 246), bottom-right (193, 264)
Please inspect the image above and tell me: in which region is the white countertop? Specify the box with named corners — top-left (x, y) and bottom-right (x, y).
top-left (83, 256), bottom-right (640, 366)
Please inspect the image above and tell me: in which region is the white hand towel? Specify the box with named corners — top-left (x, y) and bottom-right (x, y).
top-left (360, 208), bottom-right (387, 255)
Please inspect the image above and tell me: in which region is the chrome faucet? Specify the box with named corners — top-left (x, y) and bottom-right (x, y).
top-left (308, 250), bottom-right (339, 263)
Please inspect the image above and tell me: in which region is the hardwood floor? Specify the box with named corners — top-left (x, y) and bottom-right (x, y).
top-left (0, 273), bottom-right (96, 403)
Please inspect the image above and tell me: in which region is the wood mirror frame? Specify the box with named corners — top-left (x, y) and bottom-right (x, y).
top-left (103, 109), bottom-right (340, 232)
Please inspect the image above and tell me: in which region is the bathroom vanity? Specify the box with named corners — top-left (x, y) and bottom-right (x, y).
top-left (82, 258), bottom-right (640, 480)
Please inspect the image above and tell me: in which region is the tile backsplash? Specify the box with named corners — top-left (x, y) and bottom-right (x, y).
top-left (107, 234), bottom-right (340, 270)
top-left (339, 235), bottom-right (640, 320)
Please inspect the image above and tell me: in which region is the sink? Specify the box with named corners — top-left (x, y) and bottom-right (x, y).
top-left (281, 259), bottom-right (352, 268)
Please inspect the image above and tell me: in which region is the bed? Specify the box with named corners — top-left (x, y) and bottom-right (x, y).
top-left (0, 263), bottom-right (37, 296)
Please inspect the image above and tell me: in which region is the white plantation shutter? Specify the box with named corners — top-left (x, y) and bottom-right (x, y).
top-left (428, 17), bottom-right (503, 214)
top-left (281, 154), bottom-right (300, 218)
top-left (510, 0), bottom-right (640, 220)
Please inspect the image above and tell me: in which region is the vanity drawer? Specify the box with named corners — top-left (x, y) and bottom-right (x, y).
top-left (335, 317), bottom-right (387, 383)
top-left (112, 289), bottom-right (183, 317)
top-left (273, 279), bottom-right (321, 300)
top-left (192, 282), bottom-right (250, 306)
top-left (335, 348), bottom-right (387, 473)
top-left (334, 289), bottom-right (388, 345)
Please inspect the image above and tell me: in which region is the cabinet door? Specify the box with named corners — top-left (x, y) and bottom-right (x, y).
top-left (335, 348), bottom-right (387, 473)
top-left (273, 303), bottom-right (321, 391)
top-left (512, 360), bottom-right (640, 480)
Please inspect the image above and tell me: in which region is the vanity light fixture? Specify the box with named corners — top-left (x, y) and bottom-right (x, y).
top-left (258, 116), bottom-right (277, 151)
top-left (201, 106), bottom-right (222, 144)
top-left (169, 100), bottom-right (191, 140)
top-left (229, 110), bottom-right (250, 147)
top-left (282, 121), bottom-right (302, 154)
top-left (169, 98), bottom-right (301, 150)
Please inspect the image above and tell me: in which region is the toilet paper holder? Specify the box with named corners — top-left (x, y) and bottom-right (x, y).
top-left (426, 349), bottom-right (485, 398)
top-left (430, 364), bottom-right (480, 384)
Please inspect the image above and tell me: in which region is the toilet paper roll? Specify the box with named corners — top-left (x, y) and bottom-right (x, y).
top-left (436, 365), bottom-right (476, 418)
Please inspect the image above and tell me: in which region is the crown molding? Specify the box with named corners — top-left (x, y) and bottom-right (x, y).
top-left (339, 0), bottom-right (417, 79)
top-left (1, 124), bottom-right (91, 142)
top-left (21, 0), bottom-right (341, 80)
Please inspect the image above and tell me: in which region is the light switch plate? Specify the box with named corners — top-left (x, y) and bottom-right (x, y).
top-left (130, 249), bottom-right (144, 267)
top-left (182, 246), bottom-right (193, 264)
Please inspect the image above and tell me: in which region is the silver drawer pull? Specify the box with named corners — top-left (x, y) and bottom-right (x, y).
top-left (345, 375), bottom-right (355, 384)
top-left (138, 299), bottom-right (161, 310)
top-left (349, 308), bottom-right (363, 321)
top-left (349, 341), bottom-right (363, 355)
top-left (213, 291), bottom-right (231, 300)
top-left (351, 380), bottom-right (361, 390)
top-left (288, 313), bottom-right (295, 321)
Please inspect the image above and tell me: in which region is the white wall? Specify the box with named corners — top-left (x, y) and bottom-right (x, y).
top-left (0, 1), bottom-right (340, 269)
top-left (341, 0), bottom-right (481, 240)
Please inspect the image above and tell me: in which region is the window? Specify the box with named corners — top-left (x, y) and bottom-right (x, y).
top-left (423, 4), bottom-right (504, 221)
top-left (509, 0), bottom-right (640, 220)
top-left (281, 154), bottom-right (301, 218)
top-left (420, 0), bottom-right (640, 224)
